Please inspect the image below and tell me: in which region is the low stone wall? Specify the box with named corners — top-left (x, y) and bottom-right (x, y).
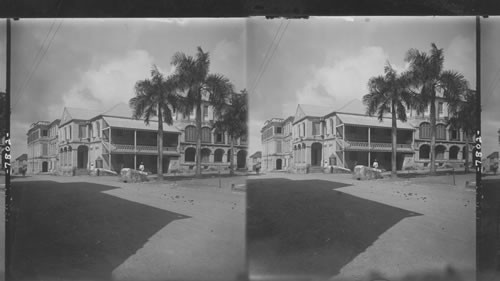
top-left (353, 165), bottom-right (383, 180)
top-left (120, 168), bottom-right (148, 183)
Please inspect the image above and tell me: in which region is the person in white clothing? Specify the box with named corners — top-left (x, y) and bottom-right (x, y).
top-left (373, 159), bottom-right (379, 169)
top-left (139, 162), bottom-right (145, 172)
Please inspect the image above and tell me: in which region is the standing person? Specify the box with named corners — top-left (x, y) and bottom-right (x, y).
top-left (139, 162), bottom-right (145, 172)
top-left (373, 159), bottom-right (379, 169)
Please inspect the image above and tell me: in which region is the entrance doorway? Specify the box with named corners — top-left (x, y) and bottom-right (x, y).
top-left (42, 161), bottom-right (48, 172)
top-left (77, 145), bottom-right (89, 168)
top-left (311, 143), bottom-right (322, 166)
top-left (276, 159), bottom-right (282, 170)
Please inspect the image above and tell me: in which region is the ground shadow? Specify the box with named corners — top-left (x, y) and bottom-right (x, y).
top-left (247, 178), bottom-right (421, 279)
top-left (9, 180), bottom-right (190, 281)
top-left (478, 178), bottom-right (500, 281)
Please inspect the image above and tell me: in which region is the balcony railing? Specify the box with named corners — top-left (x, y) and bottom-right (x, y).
top-left (340, 140), bottom-right (413, 152)
top-left (103, 142), bottom-right (177, 154)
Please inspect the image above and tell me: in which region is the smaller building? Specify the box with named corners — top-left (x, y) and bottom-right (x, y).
top-left (248, 151), bottom-right (261, 171)
top-left (27, 121), bottom-right (52, 174)
top-left (484, 151), bottom-right (499, 173)
top-left (261, 117), bottom-right (293, 172)
top-left (12, 154), bottom-right (27, 174)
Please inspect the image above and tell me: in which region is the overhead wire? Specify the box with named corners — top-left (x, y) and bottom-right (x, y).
top-left (13, 19), bottom-right (63, 110)
top-left (249, 20), bottom-right (284, 94)
top-left (251, 19), bottom-right (290, 94)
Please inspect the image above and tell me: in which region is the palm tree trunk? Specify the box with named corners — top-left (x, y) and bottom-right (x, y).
top-left (391, 103), bottom-right (397, 178)
top-left (429, 96), bottom-right (437, 175)
top-left (229, 135), bottom-right (235, 175)
top-left (195, 102), bottom-right (202, 177)
top-left (464, 132), bottom-right (470, 173)
top-left (157, 106), bottom-right (164, 181)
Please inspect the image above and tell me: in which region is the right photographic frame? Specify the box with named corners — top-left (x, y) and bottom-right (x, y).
top-left (246, 16), bottom-right (478, 281)
top-left (479, 16), bottom-right (500, 281)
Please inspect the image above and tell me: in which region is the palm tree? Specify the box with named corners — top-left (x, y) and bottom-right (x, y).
top-left (129, 65), bottom-right (177, 181)
top-left (447, 89), bottom-right (477, 173)
top-left (213, 90), bottom-right (248, 175)
top-left (363, 62), bottom-right (412, 178)
top-left (405, 43), bottom-right (469, 174)
top-left (171, 47), bottom-right (235, 177)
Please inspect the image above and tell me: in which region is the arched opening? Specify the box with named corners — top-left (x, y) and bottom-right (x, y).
top-left (77, 145), bottom-right (89, 169)
top-left (449, 146), bottom-right (460, 160)
top-left (201, 148), bottom-right (211, 163)
top-left (435, 145), bottom-right (446, 160)
top-left (436, 124), bottom-right (446, 140)
top-left (237, 150), bottom-right (247, 169)
top-left (462, 146), bottom-right (468, 162)
top-left (214, 149), bottom-right (224, 162)
top-left (185, 147), bottom-right (196, 162)
top-left (419, 145), bottom-right (430, 159)
top-left (276, 158), bottom-right (283, 170)
top-left (311, 142), bottom-right (322, 166)
top-left (227, 149), bottom-right (232, 163)
top-left (42, 161), bottom-right (48, 172)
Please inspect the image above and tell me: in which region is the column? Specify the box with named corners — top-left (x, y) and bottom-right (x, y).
top-left (134, 130), bottom-right (137, 170)
top-left (306, 145), bottom-right (311, 165)
top-left (368, 127), bottom-right (371, 165)
top-left (109, 128), bottom-right (112, 170)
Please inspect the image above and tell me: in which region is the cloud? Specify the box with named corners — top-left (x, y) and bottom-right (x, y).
top-left (444, 35), bottom-right (475, 87)
top-left (295, 46), bottom-right (391, 108)
top-left (248, 118), bottom-right (264, 155)
top-left (62, 50), bottom-right (168, 110)
top-left (210, 38), bottom-right (245, 90)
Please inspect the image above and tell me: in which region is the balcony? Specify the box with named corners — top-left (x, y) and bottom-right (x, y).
top-left (341, 140), bottom-right (413, 152)
top-left (103, 142), bottom-right (178, 155)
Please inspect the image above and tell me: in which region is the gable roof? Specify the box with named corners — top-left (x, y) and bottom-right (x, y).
top-left (16, 154), bottom-right (27, 161)
top-left (61, 107), bottom-right (102, 125)
top-left (298, 104), bottom-right (333, 117)
top-left (249, 151), bottom-right (262, 159)
top-left (337, 113), bottom-right (414, 130)
top-left (102, 103), bottom-right (134, 118)
top-left (487, 151), bottom-right (499, 159)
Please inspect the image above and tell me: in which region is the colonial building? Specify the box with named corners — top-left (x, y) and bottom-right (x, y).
top-left (263, 98), bottom-right (473, 173)
top-left (27, 121), bottom-right (56, 173)
top-left (27, 102), bottom-right (247, 175)
top-left (261, 116), bottom-right (293, 172)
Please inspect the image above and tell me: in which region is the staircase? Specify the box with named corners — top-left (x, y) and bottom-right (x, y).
top-left (309, 166), bottom-right (324, 173)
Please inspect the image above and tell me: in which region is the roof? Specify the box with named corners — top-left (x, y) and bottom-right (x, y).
top-left (249, 151), bottom-right (262, 159)
top-left (65, 107), bottom-right (102, 121)
top-left (335, 99), bottom-right (366, 115)
top-left (103, 116), bottom-right (180, 133)
top-left (16, 154), bottom-right (27, 161)
top-left (103, 103), bottom-right (135, 118)
top-left (337, 113), bottom-right (414, 130)
top-left (298, 104), bottom-right (333, 117)
top-left (487, 151), bottom-right (499, 159)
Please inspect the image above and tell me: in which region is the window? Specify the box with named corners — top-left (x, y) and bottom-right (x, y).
top-left (419, 123), bottom-right (431, 139)
top-left (42, 130), bottom-right (48, 137)
top-left (215, 132), bottom-right (224, 143)
top-left (450, 128), bottom-right (458, 140)
top-left (201, 127), bottom-right (211, 143)
top-left (69, 126), bottom-right (72, 139)
top-left (276, 141), bottom-right (282, 153)
top-left (42, 143), bottom-right (48, 156)
top-left (312, 122), bottom-right (320, 136)
top-left (185, 126), bottom-right (197, 142)
top-left (275, 127), bottom-right (282, 134)
top-left (214, 149), bottom-right (224, 162)
top-left (203, 105), bottom-right (209, 120)
top-left (438, 102), bottom-right (443, 115)
top-left (436, 124), bottom-right (446, 140)
top-left (241, 135), bottom-right (247, 143)
top-left (419, 145), bottom-right (430, 159)
top-left (96, 122), bottom-right (101, 138)
top-left (79, 125), bottom-right (87, 138)
top-left (185, 147), bottom-right (196, 162)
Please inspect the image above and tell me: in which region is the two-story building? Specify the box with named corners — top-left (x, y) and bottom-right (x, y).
top-left (264, 98), bottom-right (473, 173)
top-left (27, 101), bottom-right (248, 175)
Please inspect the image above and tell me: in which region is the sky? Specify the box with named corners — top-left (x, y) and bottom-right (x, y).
top-left (247, 16), bottom-right (476, 155)
top-left (0, 18), bottom-right (246, 159)
top-left (481, 17), bottom-right (500, 158)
